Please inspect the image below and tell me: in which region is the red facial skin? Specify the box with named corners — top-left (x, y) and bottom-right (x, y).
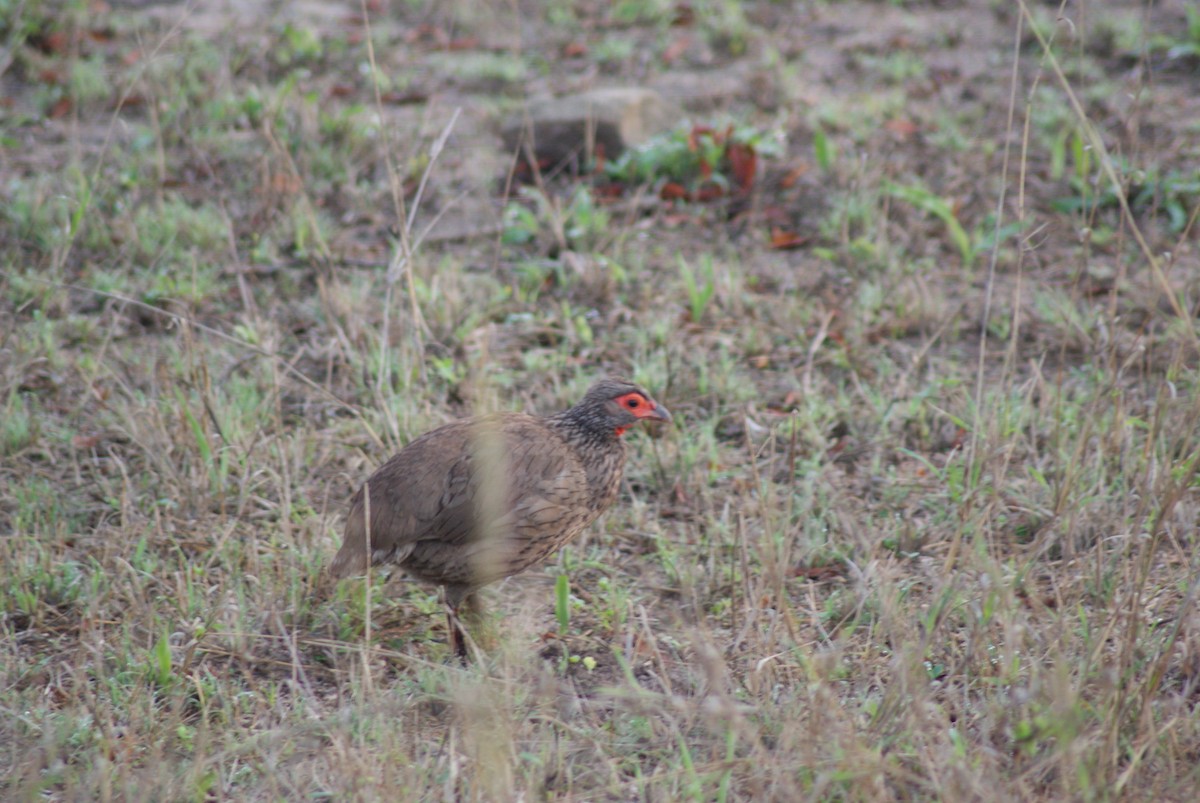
top-left (612, 391), bottom-right (671, 436)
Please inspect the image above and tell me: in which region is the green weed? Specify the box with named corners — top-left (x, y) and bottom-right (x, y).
top-left (678, 253), bottom-right (717, 323)
top-left (884, 180), bottom-right (976, 270)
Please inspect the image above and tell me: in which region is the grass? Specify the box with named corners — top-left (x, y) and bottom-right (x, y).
top-left (3, 0), bottom-right (1200, 800)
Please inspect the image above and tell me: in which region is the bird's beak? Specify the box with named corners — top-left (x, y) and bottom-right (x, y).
top-left (645, 401), bottom-right (672, 423)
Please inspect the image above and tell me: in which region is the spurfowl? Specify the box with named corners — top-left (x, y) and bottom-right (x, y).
top-left (330, 378), bottom-right (671, 657)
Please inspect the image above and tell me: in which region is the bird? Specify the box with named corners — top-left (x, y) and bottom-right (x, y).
top-left (329, 378), bottom-right (671, 658)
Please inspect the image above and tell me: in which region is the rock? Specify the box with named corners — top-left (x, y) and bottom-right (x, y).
top-left (647, 67), bottom-right (753, 110)
top-left (501, 87), bottom-right (683, 168)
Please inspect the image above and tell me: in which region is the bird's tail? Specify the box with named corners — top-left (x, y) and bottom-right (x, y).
top-left (328, 487), bottom-right (371, 579)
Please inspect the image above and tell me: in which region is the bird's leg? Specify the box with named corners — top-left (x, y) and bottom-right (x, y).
top-left (447, 606), bottom-right (469, 663)
top-left (444, 587), bottom-right (480, 663)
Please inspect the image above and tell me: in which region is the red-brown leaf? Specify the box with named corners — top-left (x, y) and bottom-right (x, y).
top-left (727, 142), bottom-right (757, 191)
top-left (662, 35), bottom-right (690, 65)
top-left (671, 3), bottom-right (696, 26)
top-left (884, 117), bottom-right (918, 139)
top-left (769, 227), bottom-right (807, 250)
top-left (687, 125), bottom-right (714, 151)
top-left (72, 434), bottom-right (102, 450)
top-left (660, 182), bottom-right (689, 201)
top-left (381, 90), bottom-right (428, 105)
top-left (48, 97), bottom-right (72, 118)
top-left (592, 183), bottom-right (625, 200)
top-left (793, 563), bottom-right (846, 581)
top-left (35, 31), bottom-right (70, 55)
top-left (779, 163), bottom-right (809, 188)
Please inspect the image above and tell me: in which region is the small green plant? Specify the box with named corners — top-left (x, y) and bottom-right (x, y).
top-left (560, 185), bottom-right (610, 248)
top-left (132, 196), bottom-right (228, 265)
top-left (502, 199), bottom-right (540, 246)
top-left (555, 573), bottom-right (572, 672)
top-left (273, 22), bottom-right (323, 67)
top-left (593, 575), bottom-right (629, 633)
top-left (856, 51), bottom-right (928, 85)
top-left (5, 554), bottom-right (86, 626)
top-left (2, 391), bottom-right (38, 454)
top-left (149, 630), bottom-right (174, 688)
top-left (426, 51), bottom-right (528, 87)
top-left (813, 126), bottom-right (835, 172)
top-left (1156, 5), bottom-right (1200, 60)
top-left (605, 121), bottom-right (781, 198)
top-left (593, 35), bottom-right (636, 66)
top-left (1052, 160), bottom-right (1200, 233)
top-left (609, 0), bottom-right (671, 25)
top-left (502, 185), bottom-right (611, 254)
top-left (678, 254), bottom-right (716, 323)
top-left (884, 180), bottom-right (976, 270)
top-left (555, 573), bottom-right (571, 634)
top-left (173, 387), bottom-right (231, 494)
top-left (430, 355), bottom-right (466, 385)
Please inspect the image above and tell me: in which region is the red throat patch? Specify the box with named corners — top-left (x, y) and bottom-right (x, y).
top-left (614, 426), bottom-right (628, 437)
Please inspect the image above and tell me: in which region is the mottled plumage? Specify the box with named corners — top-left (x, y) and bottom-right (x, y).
top-left (330, 379), bottom-right (670, 655)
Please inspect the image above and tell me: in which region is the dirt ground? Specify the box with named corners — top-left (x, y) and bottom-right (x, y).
top-left (3, 0), bottom-right (1200, 799)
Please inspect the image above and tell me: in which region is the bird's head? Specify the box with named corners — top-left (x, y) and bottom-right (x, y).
top-left (572, 378), bottom-right (672, 438)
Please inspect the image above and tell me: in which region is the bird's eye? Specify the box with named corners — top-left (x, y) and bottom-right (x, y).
top-left (626, 397), bottom-right (640, 408)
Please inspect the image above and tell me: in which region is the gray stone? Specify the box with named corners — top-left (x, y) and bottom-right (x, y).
top-left (501, 87), bottom-right (682, 167)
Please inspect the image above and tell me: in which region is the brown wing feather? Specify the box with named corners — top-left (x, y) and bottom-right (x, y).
top-left (330, 414), bottom-right (600, 587)
top-left (402, 416), bottom-right (596, 587)
top-left (329, 419), bottom-right (475, 578)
